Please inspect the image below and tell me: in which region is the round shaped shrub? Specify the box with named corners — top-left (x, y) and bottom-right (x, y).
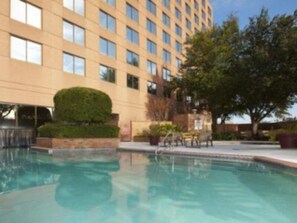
top-left (54, 87), bottom-right (112, 124)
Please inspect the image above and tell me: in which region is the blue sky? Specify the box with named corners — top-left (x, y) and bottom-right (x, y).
top-left (209, 0), bottom-right (297, 123)
top-left (210, 0), bottom-right (297, 28)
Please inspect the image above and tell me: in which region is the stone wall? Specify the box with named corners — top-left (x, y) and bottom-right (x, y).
top-left (36, 137), bottom-right (120, 149)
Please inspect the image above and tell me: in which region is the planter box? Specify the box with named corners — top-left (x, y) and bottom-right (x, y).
top-left (278, 134), bottom-right (297, 149)
top-left (36, 137), bottom-right (119, 149)
top-left (149, 136), bottom-right (160, 146)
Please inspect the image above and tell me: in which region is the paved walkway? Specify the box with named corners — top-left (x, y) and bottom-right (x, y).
top-left (119, 141), bottom-right (297, 169)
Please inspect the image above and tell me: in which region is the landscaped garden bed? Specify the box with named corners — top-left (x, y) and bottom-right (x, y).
top-left (36, 87), bottom-right (120, 149)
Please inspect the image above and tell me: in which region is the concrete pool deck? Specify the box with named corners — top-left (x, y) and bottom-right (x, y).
top-left (118, 141), bottom-right (297, 169)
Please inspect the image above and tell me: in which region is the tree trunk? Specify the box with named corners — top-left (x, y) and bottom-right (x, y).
top-left (251, 120), bottom-right (259, 140)
top-left (211, 113), bottom-right (218, 133)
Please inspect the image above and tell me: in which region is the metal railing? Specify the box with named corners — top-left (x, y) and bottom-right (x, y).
top-left (155, 131), bottom-right (184, 155)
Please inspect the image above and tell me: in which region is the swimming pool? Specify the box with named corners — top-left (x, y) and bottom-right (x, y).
top-left (0, 149), bottom-right (296, 223)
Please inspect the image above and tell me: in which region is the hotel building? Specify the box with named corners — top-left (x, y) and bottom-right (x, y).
top-left (0, 0), bottom-right (212, 139)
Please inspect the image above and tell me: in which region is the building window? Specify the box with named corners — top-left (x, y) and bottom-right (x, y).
top-left (175, 24), bottom-right (182, 37)
top-left (176, 0), bottom-right (181, 5)
top-left (202, 0), bottom-right (206, 7)
top-left (186, 33), bottom-right (190, 41)
top-left (126, 3), bottom-right (138, 22)
top-left (185, 3), bottom-right (191, 15)
top-left (126, 26), bottom-right (139, 45)
top-left (208, 7), bottom-right (212, 16)
top-left (162, 12), bottom-right (170, 27)
top-left (162, 0), bottom-right (170, 9)
top-left (11, 36), bottom-right (42, 65)
top-left (176, 57), bottom-right (182, 68)
top-left (147, 39), bottom-right (157, 55)
top-left (175, 8), bottom-right (181, 21)
top-left (100, 37), bottom-right (116, 58)
top-left (208, 19), bottom-right (212, 26)
top-left (147, 60), bottom-right (157, 75)
top-left (202, 10), bottom-right (206, 20)
top-left (103, 0), bottom-right (115, 7)
top-left (175, 41), bottom-right (182, 53)
top-left (147, 81), bottom-right (157, 95)
top-left (162, 68), bottom-right (171, 81)
top-left (63, 52), bottom-right (84, 76)
top-left (127, 50), bottom-right (139, 67)
top-left (147, 19), bottom-right (156, 35)
top-left (63, 21), bottom-right (84, 46)
top-left (162, 31), bottom-right (171, 45)
top-left (146, 0), bottom-right (156, 15)
top-left (202, 23), bottom-right (206, 31)
top-left (99, 64), bottom-right (115, 83)
top-left (194, 14), bottom-right (199, 24)
top-left (99, 10), bottom-right (116, 32)
top-left (186, 19), bottom-right (192, 30)
top-left (127, 74), bottom-right (139, 90)
top-left (63, 0), bottom-right (84, 16)
top-left (163, 49), bottom-right (171, 64)
top-left (10, 0), bottom-right (41, 29)
top-left (194, 1), bottom-right (199, 10)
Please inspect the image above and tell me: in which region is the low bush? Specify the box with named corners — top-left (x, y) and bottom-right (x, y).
top-left (268, 122), bottom-right (297, 141)
top-left (268, 129), bottom-right (288, 141)
top-left (142, 123), bottom-right (182, 137)
top-left (38, 123), bottom-right (119, 138)
top-left (212, 131), bottom-right (238, 140)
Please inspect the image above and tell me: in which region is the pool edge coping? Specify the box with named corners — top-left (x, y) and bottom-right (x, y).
top-left (30, 146), bottom-right (297, 170)
top-left (118, 147), bottom-right (297, 170)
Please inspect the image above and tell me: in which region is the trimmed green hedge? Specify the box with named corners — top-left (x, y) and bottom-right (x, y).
top-left (38, 123), bottom-right (119, 138)
top-left (54, 87), bottom-right (112, 124)
top-left (212, 132), bottom-right (239, 140)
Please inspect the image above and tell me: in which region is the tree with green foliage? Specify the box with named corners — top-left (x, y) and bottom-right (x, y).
top-left (234, 9), bottom-right (297, 138)
top-left (171, 16), bottom-right (240, 132)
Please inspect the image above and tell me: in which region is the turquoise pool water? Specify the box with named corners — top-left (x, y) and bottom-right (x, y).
top-left (0, 149), bottom-right (297, 223)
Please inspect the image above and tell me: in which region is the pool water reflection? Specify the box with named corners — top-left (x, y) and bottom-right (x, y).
top-left (0, 149), bottom-right (297, 223)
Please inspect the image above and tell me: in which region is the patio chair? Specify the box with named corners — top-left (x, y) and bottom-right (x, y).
top-left (197, 131), bottom-right (213, 148)
top-left (162, 131), bottom-right (184, 147)
top-left (183, 132), bottom-right (199, 147)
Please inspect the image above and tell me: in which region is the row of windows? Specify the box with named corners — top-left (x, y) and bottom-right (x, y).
top-left (63, 0), bottom-right (212, 28)
top-left (11, 0), bottom-right (211, 31)
top-left (10, 0), bottom-right (201, 60)
top-left (10, 35), bottom-right (176, 97)
top-left (102, 0), bottom-right (212, 17)
top-left (99, 65), bottom-right (160, 96)
top-left (10, 33), bottom-right (181, 74)
top-left (64, 18), bottom-right (185, 54)
top-left (10, 1), bottom-right (186, 73)
top-left (62, 20), bottom-right (183, 55)
top-left (10, 35), bottom-right (182, 77)
top-left (169, 0), bottom-right (212, 15)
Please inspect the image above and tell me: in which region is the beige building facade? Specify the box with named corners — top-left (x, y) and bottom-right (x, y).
top-left (0, 0), bottom-right (212, 139)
